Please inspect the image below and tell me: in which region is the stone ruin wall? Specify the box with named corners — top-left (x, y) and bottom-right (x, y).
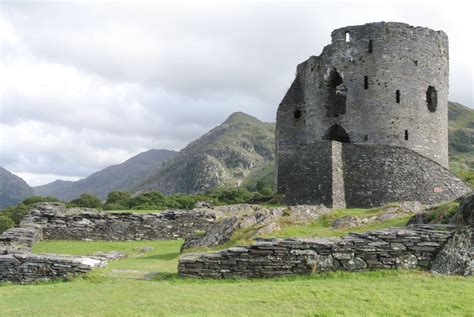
top-left (279, 142), bottom-right (471, 207)
top-left (179, 225), bottom-right (455, 278)
top-left (179, 193), bottom-right (474, 278)
top-left (0, 202), bottom-right (217, 283)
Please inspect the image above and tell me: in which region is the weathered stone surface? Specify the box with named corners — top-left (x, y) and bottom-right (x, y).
top-left (431, 229), bottom-right (473, 276)
top-left (23, 202), bottom-right (216, 241)
top-left (396, 254), bottom-right (418, 269)
top-left (450, 192), bottom-right (474, 227)
top-left (276, 22), bottom-right (470, 208)
top-left (178, 225), bottom-right (455, 278)
top-left (181, 204), bottom-right (330, 251)
top-left (0, 253), bottom-right (105, 283)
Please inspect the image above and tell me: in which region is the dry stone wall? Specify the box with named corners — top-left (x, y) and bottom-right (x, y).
top-left (24, 202), bottom-right (216, 241)
top-left (179, 225), bottom-right (457, 278)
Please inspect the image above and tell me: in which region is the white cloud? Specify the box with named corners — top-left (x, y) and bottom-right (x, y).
top-left (0, 0), bottom-right (472, 186)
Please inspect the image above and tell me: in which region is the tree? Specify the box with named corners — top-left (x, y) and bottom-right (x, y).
top-left (70, 193), bottom-right (102, 209)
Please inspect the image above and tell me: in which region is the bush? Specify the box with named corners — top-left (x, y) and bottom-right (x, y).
top-left (104, 191), bottom-right (132, 210)
top-left (209, 188), bottom-right (253, 204)
top-left (21, 196), bottom-right (59, 205)
top-left (70, 193), bottom-right (103, 209)
top-left (2, 204), bottom-right (29, 225)
top-left (0, 215), bottom-right (14, 234)
top-left (128, 191), bottom-right (167, 210)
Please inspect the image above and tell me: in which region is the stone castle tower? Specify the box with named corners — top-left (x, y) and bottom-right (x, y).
top-left (276, 22), bottom-right (470, 208)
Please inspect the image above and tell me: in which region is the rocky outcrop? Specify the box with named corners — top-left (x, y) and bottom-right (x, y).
top-left (181, 205), bottom-right (329, 251)
top-left (431, 229), bottom-right (473, 276)
top-left (179, 225), bottom-right (455, 278)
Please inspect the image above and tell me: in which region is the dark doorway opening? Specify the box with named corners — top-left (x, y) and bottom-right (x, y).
top-left (324, 124), bottom-right (351, 143)
top-left (326, 68), bottom-right (346, 117)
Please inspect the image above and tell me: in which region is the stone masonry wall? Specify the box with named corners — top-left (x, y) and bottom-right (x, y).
top-left (280, 141), bottom-right (470, 207)
top-left (179, 225), bottom-right (455, 278)
top-left (0, 202), bottom-right (216, 283)
top-left (0, 253), bottom-right (104, 283)
top-left (24, 202), bottom-right (216, 241)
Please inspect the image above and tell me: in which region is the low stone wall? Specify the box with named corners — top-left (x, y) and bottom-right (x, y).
top-left (179, 225), bottom-right (456, 278)
top-left (0, 253), bottom-right (104, 283)
top-left (0, 201), bottom-right (217, 283)
top-left (22, 202), bottom-right (216, 241)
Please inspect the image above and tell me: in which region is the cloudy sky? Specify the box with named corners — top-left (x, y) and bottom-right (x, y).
top-left (0, 0), bottom-right (472, 186)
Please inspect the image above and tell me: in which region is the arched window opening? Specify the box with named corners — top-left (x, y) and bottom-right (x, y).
top-left (326, 68), bottom-right (346, 117)
top-left (364, 76), bottom-right (369, 89)
top-left (396, 90), bottom-right (400, 104)
top-left (368, 40), bottom-right (373, 53)
top-left (426, 86), bottom-right (438, 112)
top-left (345, 32), bottom-right (350, 42)
top-left (324, 124), bottom-right (351, 143)
top-left (294, 109), bottom-right (302, 119)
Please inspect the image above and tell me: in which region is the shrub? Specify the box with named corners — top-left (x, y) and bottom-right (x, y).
top-left (70, 193), bottom-right (103, 209)
top-left (209, 187), bottom-right (253, 204)
top-left (21, 196), bottom-right (59, 205)
top-left (104, 191), bottom-right (132, 210)
top-left (0, 215), bottom-right (14, 234)
top-left (2, 204), bottom-right (29, 225)
top-left (128, 191), bottom-right (167, 210)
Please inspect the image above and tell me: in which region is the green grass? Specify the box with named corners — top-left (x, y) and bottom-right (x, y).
top-left (0, 240), bottom-right (471, 316)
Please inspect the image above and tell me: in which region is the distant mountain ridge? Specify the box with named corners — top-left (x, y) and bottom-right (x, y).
top-left (28, 102), bottom-right (474, 202)
top-left (134, 112), bottom-right (275, 194)
top-left (0, 167), bottom-right (34, 209)
top-left (34, 149), bottom-right (177, 200)
top-left (448, 101), bottom-right (474, 171)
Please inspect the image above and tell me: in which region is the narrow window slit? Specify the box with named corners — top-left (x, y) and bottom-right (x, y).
top-left (294, 109), bottom-right (302, 119)
top-left (426, 86), bottom-right (438, 112)
top-left (345, 32), bottom-right (350, 42)
top-left (364, 76), bottom-right (369, 89)
top-left (368, 40), bottom-right (373, 53)
top-left (396, 90), bottom-right (400, 103)
top-left (405, 130), bottom-right (409, 140)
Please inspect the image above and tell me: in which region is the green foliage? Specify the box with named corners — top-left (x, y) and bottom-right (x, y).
top-left (1, 204), bottom-right (29, 225)
top-left (70, 193), bottom-right (103, 209)
top-left (207, 187), bottom-right (253, 204)
top-left (21, 196), bottom-right (59, 205)
top-left (104, 191), bottom-right (132, 210)
top-left (455, 169), bottom-right (474, 187)
top-left (0, 215), bottom-right (14, 233)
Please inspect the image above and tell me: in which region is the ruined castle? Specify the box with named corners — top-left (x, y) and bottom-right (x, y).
top-left (276, 22), bottom-right (471, 208)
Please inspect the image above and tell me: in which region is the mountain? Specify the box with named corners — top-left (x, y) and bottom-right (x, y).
top-left (135, 112), bottom-right (275, 194)
top-left (34, 149), bottom-right (177, 200)
top-left (0, 167), bottom-right (34, 209)
top-left (448, 101), bottom-right (474, 171)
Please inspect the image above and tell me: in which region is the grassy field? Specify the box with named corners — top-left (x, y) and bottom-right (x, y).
top-left (0, 239), bottom-right (471, 316)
